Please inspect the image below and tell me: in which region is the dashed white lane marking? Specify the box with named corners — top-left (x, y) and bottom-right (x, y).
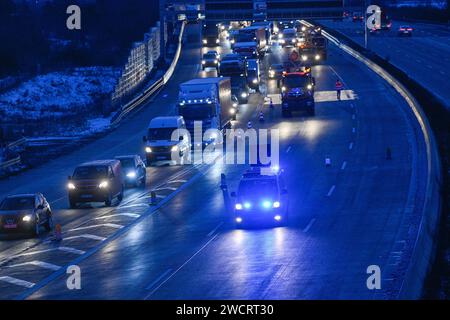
top-left (352, 127), bottom-right (356, 133)
top-left (145, 233), bottom-right (219, 298)
top-left (207, 222), bottom-right (223, 237)
top-left (63, 234), bottom-right (107, 241)
top-left (94, 213), bottom-right (140, 219)
top-left (352, 114), bottom-right (356, 120)
top-left (327, 185), bottom-right (336, 197)
top-left (349, 142), bottom-right (354, 150)
top-left (145, 269), bottom-right (173, 290)
top-left (168, 179), bottom-right (187, 184)
top-left (10, 247), bottom-right (85, 259)
top-left (341, 161), bottom-right (347, 170)
top-left (303, 218), bottom-right (316, 233)
top-left (152, 187), bottom-right (177, 192)
top-left (286, 146), bottom-right (292, 153)
top-left (117, 203), bottom-right (149, 210)
top-left (0, 276), bottom-right (35, 288)
top-left (350, 103), bottom-right (354, 108)
top-left (7, 261), bottom-right (61, 271)
top-left (68, 223), bottom-right (123, 232)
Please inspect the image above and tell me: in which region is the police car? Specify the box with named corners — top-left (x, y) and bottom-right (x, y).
top-left (230, 166), bottom-right (288, 227)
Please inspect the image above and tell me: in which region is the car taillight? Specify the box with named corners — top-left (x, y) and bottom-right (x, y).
top-left (407, 28), bottom-right (413, 31)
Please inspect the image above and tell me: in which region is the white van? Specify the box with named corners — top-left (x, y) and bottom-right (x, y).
top-left (143, 116), bottom-right (190, 165)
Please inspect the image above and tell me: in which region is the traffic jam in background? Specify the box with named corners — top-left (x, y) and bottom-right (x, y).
top-left (0, 1), bottom-right (446, 301)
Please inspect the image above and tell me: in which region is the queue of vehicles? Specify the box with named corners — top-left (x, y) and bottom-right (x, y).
top-left (2, 20), bottom-right (325, 236)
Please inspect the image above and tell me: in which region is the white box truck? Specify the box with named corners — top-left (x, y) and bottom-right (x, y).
top-left (178, 77), bottom-right (234, 148)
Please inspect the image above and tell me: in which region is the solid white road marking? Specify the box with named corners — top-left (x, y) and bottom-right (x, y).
top-left (145, 233), bottom-right (219, 298)
top-left (341, 161), bottom-right (347, 170)
top-left (207, 222), bottom-right (223, 237)
top-left (168, 179), bottom-right (188, 184)
top-left (145, 269), bottom-right (173, 290)
top-left (68, 223), bottom-right (123, 232)
top-left (327, 185), bottom-right (336, 197)
top-left (303, 218), bottom-right (316, 233)
top-left (94, 213), bottom-right (141, 219)
top-left (349, 142), bottom-right (354, 150)
top-left (63, 234), bottom-right (106, 241)
top-left (8, 261), bottom-right (61, 271)
top-left (0, 276), bottom-right (35, 288)
top-left (352, 127), bottom-right (356, 133)
top-left (152, 187), bottom-right (177, 192)
top-left (10, 247), bottom-right (85, 258)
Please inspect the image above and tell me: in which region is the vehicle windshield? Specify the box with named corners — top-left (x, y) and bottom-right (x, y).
top-left (230, 76), bottom-right (245, 87)
top-left (73, 166), bottom-right (108, 180)
top-left (283, 75), bottom-right (308, 88)
top-left (235, 34), bottom-right (254, 42)
top-left (220, 63), bottom-right (243, 75)
top-left (118, 159), bottom-right (134, 169)
top-left (148, 127), bottom-right (179, 141)
top-left (272, 64), bottom-right (284, 71)
top-left (312, 37), bottom-right (325, 46)
top-left (0, 197), bottom-right (34, 210)
top-left (203, 53), bottom-right (216, 59)
top-left (238, 179), bottom-right (278, 198)
top-left (179, 105), bottom-right (212, 120)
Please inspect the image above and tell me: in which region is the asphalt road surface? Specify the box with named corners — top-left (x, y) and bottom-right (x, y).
top-left (0, 23), bottom-right (428, 299)
top-left (318, 18), bottom-right (450, 110)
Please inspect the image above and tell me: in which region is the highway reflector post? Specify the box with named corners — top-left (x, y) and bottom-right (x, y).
top-left (150, 191), bottom-right (157, 205)
top-left (386, 147), bottom-right (392, 160)
top-left (54, 224), bottom-right (62, 241)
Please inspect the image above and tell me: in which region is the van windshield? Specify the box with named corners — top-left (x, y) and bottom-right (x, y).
top-left (148, 127), bottom-right (178, 141)
top-left (73, 166), bottom-right (108, 180)
top-left (0, 197), bottom-right (34, 210)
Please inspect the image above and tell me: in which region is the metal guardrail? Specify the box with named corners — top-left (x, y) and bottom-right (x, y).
top-left (0, 156), bottom-right (21, 171)
top-left (7, 137), bottom-right (26, 148)
top-left (303, 20), bottom-right (443, 299)
top-left (110, 21), bottom-right (187, 127)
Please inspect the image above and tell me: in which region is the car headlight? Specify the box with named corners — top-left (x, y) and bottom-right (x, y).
top-left (230, 39), bottom-right (235, 44)
top-left (202, 60), bottom-right (205, 64)
top-left (216, 39), bottom-right (220, 43)
top-left (126, 171), bottom-right (136, 178)
top-left (307, 84), bottom-right (313, 90)
top-left (292, 39), bottom-right (296, 43)
top-left (281, 86), bottom-right (286, 92)
top-left (315, 54), bottom-right (320, 60)
top-left (214, 60), bottom-right (218, 64)
top-left (278, 34), bottom-right (283, 39)
top-left (98, 181), bottom-right (109, 189)
top-left (262, 200), bottom-right (272, 208)
top-left (145, 147), bottom-right (152, 153)
top-left (273, 201), bottom-right (281, 208)
top-left (252, 78), bottom-right (258, 84)
top-left (302, 55), bottom-right (308, 61)
top-left (235, 203), bottom-right (243, 210)
top-left (232, 102), bottom-right (238, 107)
top-left (280, 39), bottom-right (285, 44)
top-left (230, 108), bottom-right (236, 114)
top-left (22, 215), bottom-right (32, 222)
top-left (67, 182), bottom-right (76, 190)
top-left (243, 202), bottom-right (251, 209)
top-left (241, 92), bottom-right (247, 98)
top-left (171, 145), bottom-right (179, 152)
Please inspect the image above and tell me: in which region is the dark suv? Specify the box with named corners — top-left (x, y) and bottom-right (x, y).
top-left (67, 160), bottom-right (124, 208)
top-left (0, 193), bottom-right (53, 236)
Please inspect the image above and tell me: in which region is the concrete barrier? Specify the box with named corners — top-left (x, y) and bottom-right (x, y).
top-left (302, 20), bottom-right (443, 299)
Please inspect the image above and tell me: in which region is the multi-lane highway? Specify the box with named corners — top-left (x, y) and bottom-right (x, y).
top-left (318, 18), bottom-right (450, 109)
top-left (0, 22), bottom-right (430, 299)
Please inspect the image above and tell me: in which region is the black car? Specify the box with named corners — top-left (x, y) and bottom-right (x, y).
top-left (0, 193), bottom-right (53, 236)
top-left (115, 155), bottom-right (146, 188)
top-left (398, 25), bottom-right (413, 37)
top-left (268, 64), bottom-right (284, 79)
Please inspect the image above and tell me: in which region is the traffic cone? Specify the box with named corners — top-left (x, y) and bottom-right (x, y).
top-left (54, 224), bottom-right (62, 241)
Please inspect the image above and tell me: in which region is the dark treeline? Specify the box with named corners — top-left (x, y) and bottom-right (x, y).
top-left (0, 0), bottom-right (160, 77)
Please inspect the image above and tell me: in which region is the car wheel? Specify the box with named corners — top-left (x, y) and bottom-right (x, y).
top-left (141, 174), bottom-right (146, 188)
top-left (117, 186), bottom-right (124, 202)
top-left (32, 221), bottom-right (40, 236)
top-left (69, 198), bottom-right (77, 209)
top-left (308, 107), bottom-right (315, 116)
top-left (282, 109), bottom-right (291, 118)
top-left (44, 213), bottom-right (54, 231)
top-left (105, 193), bottom-right (112, 207)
